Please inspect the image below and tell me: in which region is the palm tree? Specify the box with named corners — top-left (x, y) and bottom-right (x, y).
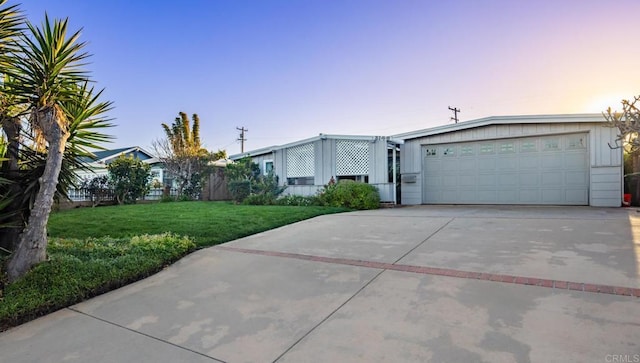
top-left (157, 112), bottom-right (209, 199)
top-left (4, 14), bottom-right (111, 281)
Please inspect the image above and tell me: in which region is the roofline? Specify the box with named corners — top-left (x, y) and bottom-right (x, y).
top-left (94, 146), bottom-right (156, 163)
top-left (392, 113), bottom-right (607, 141)
top-left (229, 133), bottom-right (398, 159)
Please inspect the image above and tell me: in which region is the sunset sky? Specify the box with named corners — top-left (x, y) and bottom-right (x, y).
top-left (20, 0), bottom-right (640, 155)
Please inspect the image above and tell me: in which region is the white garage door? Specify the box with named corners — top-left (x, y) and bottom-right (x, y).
top-left (422, 133), bottom-right (589, 205)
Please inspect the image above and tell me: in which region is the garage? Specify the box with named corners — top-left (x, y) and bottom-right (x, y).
top-left (422, 133), bottom-right (589, 205)
top-left (396, 114), bottom-right (623, 207)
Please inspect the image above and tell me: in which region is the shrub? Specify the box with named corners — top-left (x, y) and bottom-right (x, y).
top-left (275, 195), bottom-right (318, 206)
top-left (228, 180), bottom-right (251, 202)
top-left (317, 180), bottom-right (380, 210)
top-left (243, 193), bottom-right (276, 205)
top-left (107, 155), bottom-right (152, 204)
top-left (226, 157), bottom-right (285, 203)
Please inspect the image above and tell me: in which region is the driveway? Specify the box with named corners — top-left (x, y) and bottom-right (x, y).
top-left (1, 206), bottom-right (639, 362)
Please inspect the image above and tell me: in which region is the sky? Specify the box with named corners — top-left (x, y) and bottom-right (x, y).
top-left (18, 0), bottom-right (640, 155)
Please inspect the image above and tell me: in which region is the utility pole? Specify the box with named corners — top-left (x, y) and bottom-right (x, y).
top-left (236, 126), bottom-right (248, 153)
top-left (448, 106), bottom-right (460, 124)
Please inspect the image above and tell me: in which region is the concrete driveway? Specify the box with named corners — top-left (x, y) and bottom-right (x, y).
top-left (1, 206), bottom-right (639, 362)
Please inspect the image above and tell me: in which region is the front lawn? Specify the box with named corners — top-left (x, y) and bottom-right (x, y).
top-left (1, 202), bottom-right (347, 331)
top-left (49, 201), bottom-right (346, 247)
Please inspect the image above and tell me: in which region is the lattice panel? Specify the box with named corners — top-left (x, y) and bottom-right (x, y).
top-left (336, 140), bottom-right (369, 175)
top-left (286, 143), bottom-right (315, 177)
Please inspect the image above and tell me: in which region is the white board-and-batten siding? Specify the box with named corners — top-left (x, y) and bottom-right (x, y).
top-left (240, 136), bottom-right (395, 202)
top-left (400, 122), bottom-right (622, 207)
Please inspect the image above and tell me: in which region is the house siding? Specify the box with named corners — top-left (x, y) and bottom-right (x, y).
top-left (240, 136), bottom-right (396, 202)
top-left (400, 120), bottom-right (622, 207)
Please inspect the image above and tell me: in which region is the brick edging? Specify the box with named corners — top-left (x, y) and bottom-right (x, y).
top-left (216, 246), bottom-right (640, 298)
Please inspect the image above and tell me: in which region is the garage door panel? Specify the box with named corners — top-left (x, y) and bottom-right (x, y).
top-left (519, 173), bottom-right (540, 186)
top-left (566, 171), bottom-right (588, 185)
top-left (459, 176), bottom-right (476, 187)
top-left (541, 155), bottom-right (563, 169)
top-left (477, 174), bottom-right (496, 186)
top-left (441, 190), bottom-right (459, 202)
top-left (541, 189), bottom-right (563, 203)
top-left (498, 190), bottom-right (518, 202)
top-left (541, 172), bottom-right (562, 186)
top-left (442, 175), bottom-right (458, 186)
top-left (477, 158), bottom-right (496, 170)
top-left (422, 132), bottom-right (589, 205)
top-left (519, 189), bottom-right (540, 202)
top-left (566, 189), bottom-right (588, 204)
top-left (496, 156), bottom-right (518, 170)
top-left (477, 190), bottom-right (498, 202)
top-left (498, 174), bottom-right (518, 186)
top-left (458, 190), bottom-right (477, 202)
top-left (519, 156), bottom-right (539, 169)
top-left (459, 159), bottom-right (477, 171)
top-left (424, 176), bottom-right (441, 188)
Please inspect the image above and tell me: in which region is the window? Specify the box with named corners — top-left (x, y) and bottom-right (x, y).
top-left (499, 142), bottom-right (515, 153)
top-left (543, 138), bottom-right (560, 151)
top-left (443, 147), bottom-right (455, 156)
top-left (337, 175), bottom-right (369, 183)
top-left (425, 148), bottom-right (437, 156)
top-left (286, 177), bottom-right (314, 185)
top-left (567, 136), bottom-right (586, 150)
top-left (263, 160), bottom-right (274, 175)
top-left (461, 146), bottom-right (474, 155)
top-left (520, 141), bottom-right (537, 152)
top-left (480, 144), bottom-right (494, 154)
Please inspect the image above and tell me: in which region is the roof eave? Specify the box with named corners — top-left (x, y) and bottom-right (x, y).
top-left (393, 113), bottom-right (607, 141)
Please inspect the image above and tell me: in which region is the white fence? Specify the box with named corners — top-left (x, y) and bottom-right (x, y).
top-left (66, 188), bottom-right (178, 202)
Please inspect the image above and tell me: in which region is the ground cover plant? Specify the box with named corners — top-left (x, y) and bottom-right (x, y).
top-left (0, 202), bottom-right (346, 330)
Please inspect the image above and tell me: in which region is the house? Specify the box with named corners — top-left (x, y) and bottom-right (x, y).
top-left (70, 146), bottom-right (167, 201)
top-left (394, 113), bottom-right (622, 207)
top-left (229, 134), bottom-right (402, 203)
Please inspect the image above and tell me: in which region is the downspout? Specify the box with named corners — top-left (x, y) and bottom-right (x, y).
top-left (392, 145), bottom-right (397, 204)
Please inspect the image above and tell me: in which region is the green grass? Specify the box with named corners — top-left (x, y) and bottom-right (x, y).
top-left (1, 202), bottom-right (347, 331)
top-left (49, 202), bottom-right (347, 247)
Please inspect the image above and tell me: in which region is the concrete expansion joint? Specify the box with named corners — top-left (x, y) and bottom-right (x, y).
top-left (216, 245), bottom-right (640, 299)
top-left (66, 307), bottom-right (226, 362)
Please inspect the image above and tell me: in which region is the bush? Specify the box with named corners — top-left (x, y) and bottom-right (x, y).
top-left (317, 180), bottom-right (380, 210)
top-left (228, 180), bottom-right (251, 202)
top-left (274, 195), bottom-right (318, 206)
top-left (243, 193), bottom-right (276, 205)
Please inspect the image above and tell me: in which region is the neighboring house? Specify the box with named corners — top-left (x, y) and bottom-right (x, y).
top-left (70, 146), bottom-right (166, 201)
top-left (230, 134), bottom-right (402, 203)
top-left (394, 114), bottom-right (622, 207)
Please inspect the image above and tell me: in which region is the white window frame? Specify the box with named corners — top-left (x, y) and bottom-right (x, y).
top-left (263, 159), bottom-right (274, 175)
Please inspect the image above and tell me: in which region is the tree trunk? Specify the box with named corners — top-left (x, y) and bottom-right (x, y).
top-left (0, 116), bottom-right (24, 251)
top-left (7, 108), bottom-right (69, 282)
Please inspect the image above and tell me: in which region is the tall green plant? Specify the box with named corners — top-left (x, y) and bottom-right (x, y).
top-left (107, 156), bottom-right (151, 204)
top-left (154, 112), bottom-right (211, 200)
top-left (3, 13), bottom-right (112, 282)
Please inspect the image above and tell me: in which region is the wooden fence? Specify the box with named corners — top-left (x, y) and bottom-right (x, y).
top-left (202, 168), bottom-right (231, 201)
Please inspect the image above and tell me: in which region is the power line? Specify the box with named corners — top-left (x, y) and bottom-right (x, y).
top-left (236, 126), bottom-right (248, 153)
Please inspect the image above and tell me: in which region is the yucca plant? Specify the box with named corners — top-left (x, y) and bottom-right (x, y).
top-left (3, 13), bottom-right (112, 282)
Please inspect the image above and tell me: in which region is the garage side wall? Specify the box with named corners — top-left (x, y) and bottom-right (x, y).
top-left (590, 126), bottom-right (623, 207)
top-left (400, 122), bottom-right (622, 206)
